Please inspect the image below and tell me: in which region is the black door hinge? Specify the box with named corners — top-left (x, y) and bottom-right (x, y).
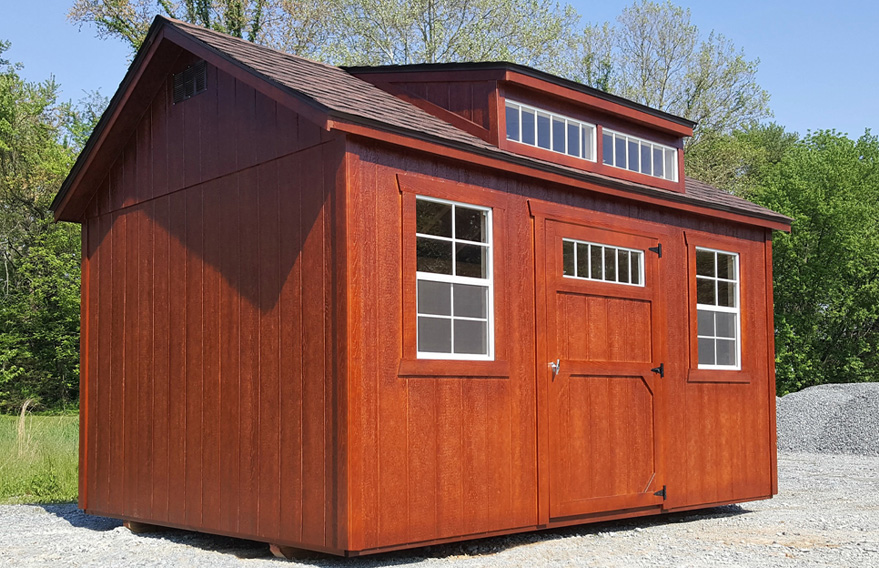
top-left (649, 243), bottom-right (662, 258)
top-left (654, 485), bottom-right (667, 500)
top-left (650, 363), bottom-right (664, 378)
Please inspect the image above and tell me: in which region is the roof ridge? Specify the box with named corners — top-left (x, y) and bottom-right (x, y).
top-left (157, 15), bottom-right (344, 73)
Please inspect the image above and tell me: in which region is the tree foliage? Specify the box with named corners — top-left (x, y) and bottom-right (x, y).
top-left (0, 42), bottom-right (95, 412)
top-left (68, 0), bottom-right (580, 69)
top-left (684, 123), bottom-right (797, 196)
top-left (574, 1), bottom-right (770, 143)
top-left (749, 130), bottom-right (879, 394)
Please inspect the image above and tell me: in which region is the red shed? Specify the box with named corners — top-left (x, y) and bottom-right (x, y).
top-left (53, 16), bottom-right (791, 557)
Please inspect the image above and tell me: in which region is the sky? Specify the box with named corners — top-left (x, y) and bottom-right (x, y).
top-left (2, 0), bottom-right (877, 139)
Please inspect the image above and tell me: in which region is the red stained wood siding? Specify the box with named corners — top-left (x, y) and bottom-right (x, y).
top-left (344, 138), bottom-right (775, 553)
top-left (79, 61), bottom-right (347, 551)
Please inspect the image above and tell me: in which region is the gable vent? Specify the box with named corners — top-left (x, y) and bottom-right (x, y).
top-left (173, 60), bottom-right (207, 104)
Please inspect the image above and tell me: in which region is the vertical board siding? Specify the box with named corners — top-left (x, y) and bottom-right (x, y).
top-left (95, 62), bottom-right (322, 217)
top-left (394, 81), bottom-right (493, 130)
top-left (345, 139), bottom-right (773, 552)
top-left (80, 60), bottom-right (344, 551)
top-left (347, 144), bottom-right (539, 550)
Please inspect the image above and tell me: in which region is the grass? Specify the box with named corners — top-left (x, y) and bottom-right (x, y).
top-left (0, 403), bottom-right (79, 504)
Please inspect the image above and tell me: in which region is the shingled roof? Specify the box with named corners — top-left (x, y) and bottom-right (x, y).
top-left (54, 16), bottom-right (791, 227)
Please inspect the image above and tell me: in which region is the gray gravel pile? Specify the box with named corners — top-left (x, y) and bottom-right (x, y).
top-left (777, 383), bottom-right (879, 456)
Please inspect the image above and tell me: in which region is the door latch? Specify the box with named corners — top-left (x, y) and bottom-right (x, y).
top-left (549, 359), bottom-right (560, 377)
top-left (650, 363), bottom-right (664, 378)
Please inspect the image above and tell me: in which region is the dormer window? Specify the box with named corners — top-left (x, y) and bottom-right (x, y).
top-left (602, 128), bottom-right (678, 182)
top-left (505, 100), bottom-right (596, 161)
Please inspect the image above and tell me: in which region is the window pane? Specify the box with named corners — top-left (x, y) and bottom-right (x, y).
top-left (696, 278), bottom-right (716, 305)
top-left (696, 250), bottom-right (715, 277)
top-left (653, 147), bottom-right (664, 178)
top-left (604, 247), bottom-right (616, 281)
top-left (698, 337), bottom-right (715, 366)
top-left (455, 243), bottom-right (486, 278)
top-left (418, 317), bottom-right (451, 353)
top-left (631, 253), bottom-right (641, 285)
top-left (716, 339), bottom-right (736, 366)
top-left (563, 240), bottom-right (574, 276)
top-left (717, 281), bottom-right (736, 308)
top-left (640, 145), bottom-right (652, 176)
top-left (453, 284), bottom-right (487, 318)
top-left (717, 253), bottom-right (736, 280)
top-left (627, 139), bottom-right (639, 172)
top-left (454, 320), bottom-right (487, 355)
top-left (455, 206), bottom-right (486, 243)
top-left (602, 132), bottom-right (614, 164)
top-left (521, 109), bottom-right (535, 145)
top-left (553, 118), bottom-right (566, 152)
top-left (576, 243), bottom-right (589, 278)
top-left (416, 199), bottom-right (452, 237)
top-left (417, 237), bottom-right (453, 274)
top-left (537, 113), bottom-right (551, 149)
top-left (567, 123), bottom-right (580, 157)
top-left (505, 104), bottom-right (519, 141)
top-left (665, 148), bottom-right (677, 180)
top-left (716, 312), bottom-right (736, 338)
top-left (618, 250), bottom-right (630, 283)
top-left (584, 126), bottom-right (594, 160)
top-left (590, 245), bottom-right (602, 279)
top-left (417, 280), bottom-right (451, 316)
top-left (615, 136), bottom-right (627, 169)
top-left (697, 309), bottom-right (714, 336)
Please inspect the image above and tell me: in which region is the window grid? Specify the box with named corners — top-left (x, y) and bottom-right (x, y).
top-left (602, 128), bottom-right (678, 182)
top-left (415, 196), bottom-right (494, 360)
top-left (695, 247), bottom-right (741, 370)
top-left (505, 100), bottom-right (596, 161)
top-left (562, 238), bottom-right (645, 287)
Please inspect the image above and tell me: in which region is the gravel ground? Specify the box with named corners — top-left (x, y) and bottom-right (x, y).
top-left (2, 384), bottom-right (877, 567)
top-left (2, 452), bottom-right (876, 567)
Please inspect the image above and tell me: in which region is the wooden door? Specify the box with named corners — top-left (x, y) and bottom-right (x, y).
top-left (541, 218), bottom-right (666, 519)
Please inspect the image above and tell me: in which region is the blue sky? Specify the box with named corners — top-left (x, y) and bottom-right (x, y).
top-left (3, 0), bottom-right (877, 139)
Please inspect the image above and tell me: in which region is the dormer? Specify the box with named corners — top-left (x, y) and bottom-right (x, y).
top-left (346, 62), bottom-right (695, 193)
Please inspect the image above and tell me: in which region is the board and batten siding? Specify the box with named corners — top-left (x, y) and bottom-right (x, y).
top-left (78, 57), bottom-right (348, 552)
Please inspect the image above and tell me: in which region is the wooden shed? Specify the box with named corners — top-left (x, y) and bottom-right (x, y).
top-left (53, 16), bottom-right (792, 557)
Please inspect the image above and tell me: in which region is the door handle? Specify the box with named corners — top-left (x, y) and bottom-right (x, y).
top-left (549, 359), bottom-right (560, 378)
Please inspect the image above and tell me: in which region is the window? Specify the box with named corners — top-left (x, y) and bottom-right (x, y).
top-left (415, 196), bottom-right (493, 359)
top-left (602, 128), bottom-right (678, 182)
top-left (695, 248), bottom-right (740, 369)
top-left (562, 238), bottom-right (644, 286)
top-left (505, 100), bottom-right (596, 161)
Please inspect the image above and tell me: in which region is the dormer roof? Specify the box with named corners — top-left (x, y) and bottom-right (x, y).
top-left (52, 16), bottom-right (790, 230)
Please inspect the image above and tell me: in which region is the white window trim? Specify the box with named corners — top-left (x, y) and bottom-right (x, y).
top-left (415, 196), bottom-right (494, 361)
top-left (695, 247), bottom-right (741, 370)
top-left (505, 99), bottom-right (597, 162)
top-left (562, 238), bottom-right (645, 287)
top-left (602, 128), bottom-right (679, 182)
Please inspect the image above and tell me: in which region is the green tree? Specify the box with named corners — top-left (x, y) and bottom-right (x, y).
top-left (68, 0), bottom-right (268, 50)
top-left (684, 123), bottom-right (798, 196)
top-left (68, 0), bottom-right (580, 70)
top-left (0, 41), bottom-right (95, 412)
top-left (750, 131), bottom-right (879, 394)
top-left (326, 0), bottom-right (579, 69)
top-left (574, 1), bottom-right (771, 144)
